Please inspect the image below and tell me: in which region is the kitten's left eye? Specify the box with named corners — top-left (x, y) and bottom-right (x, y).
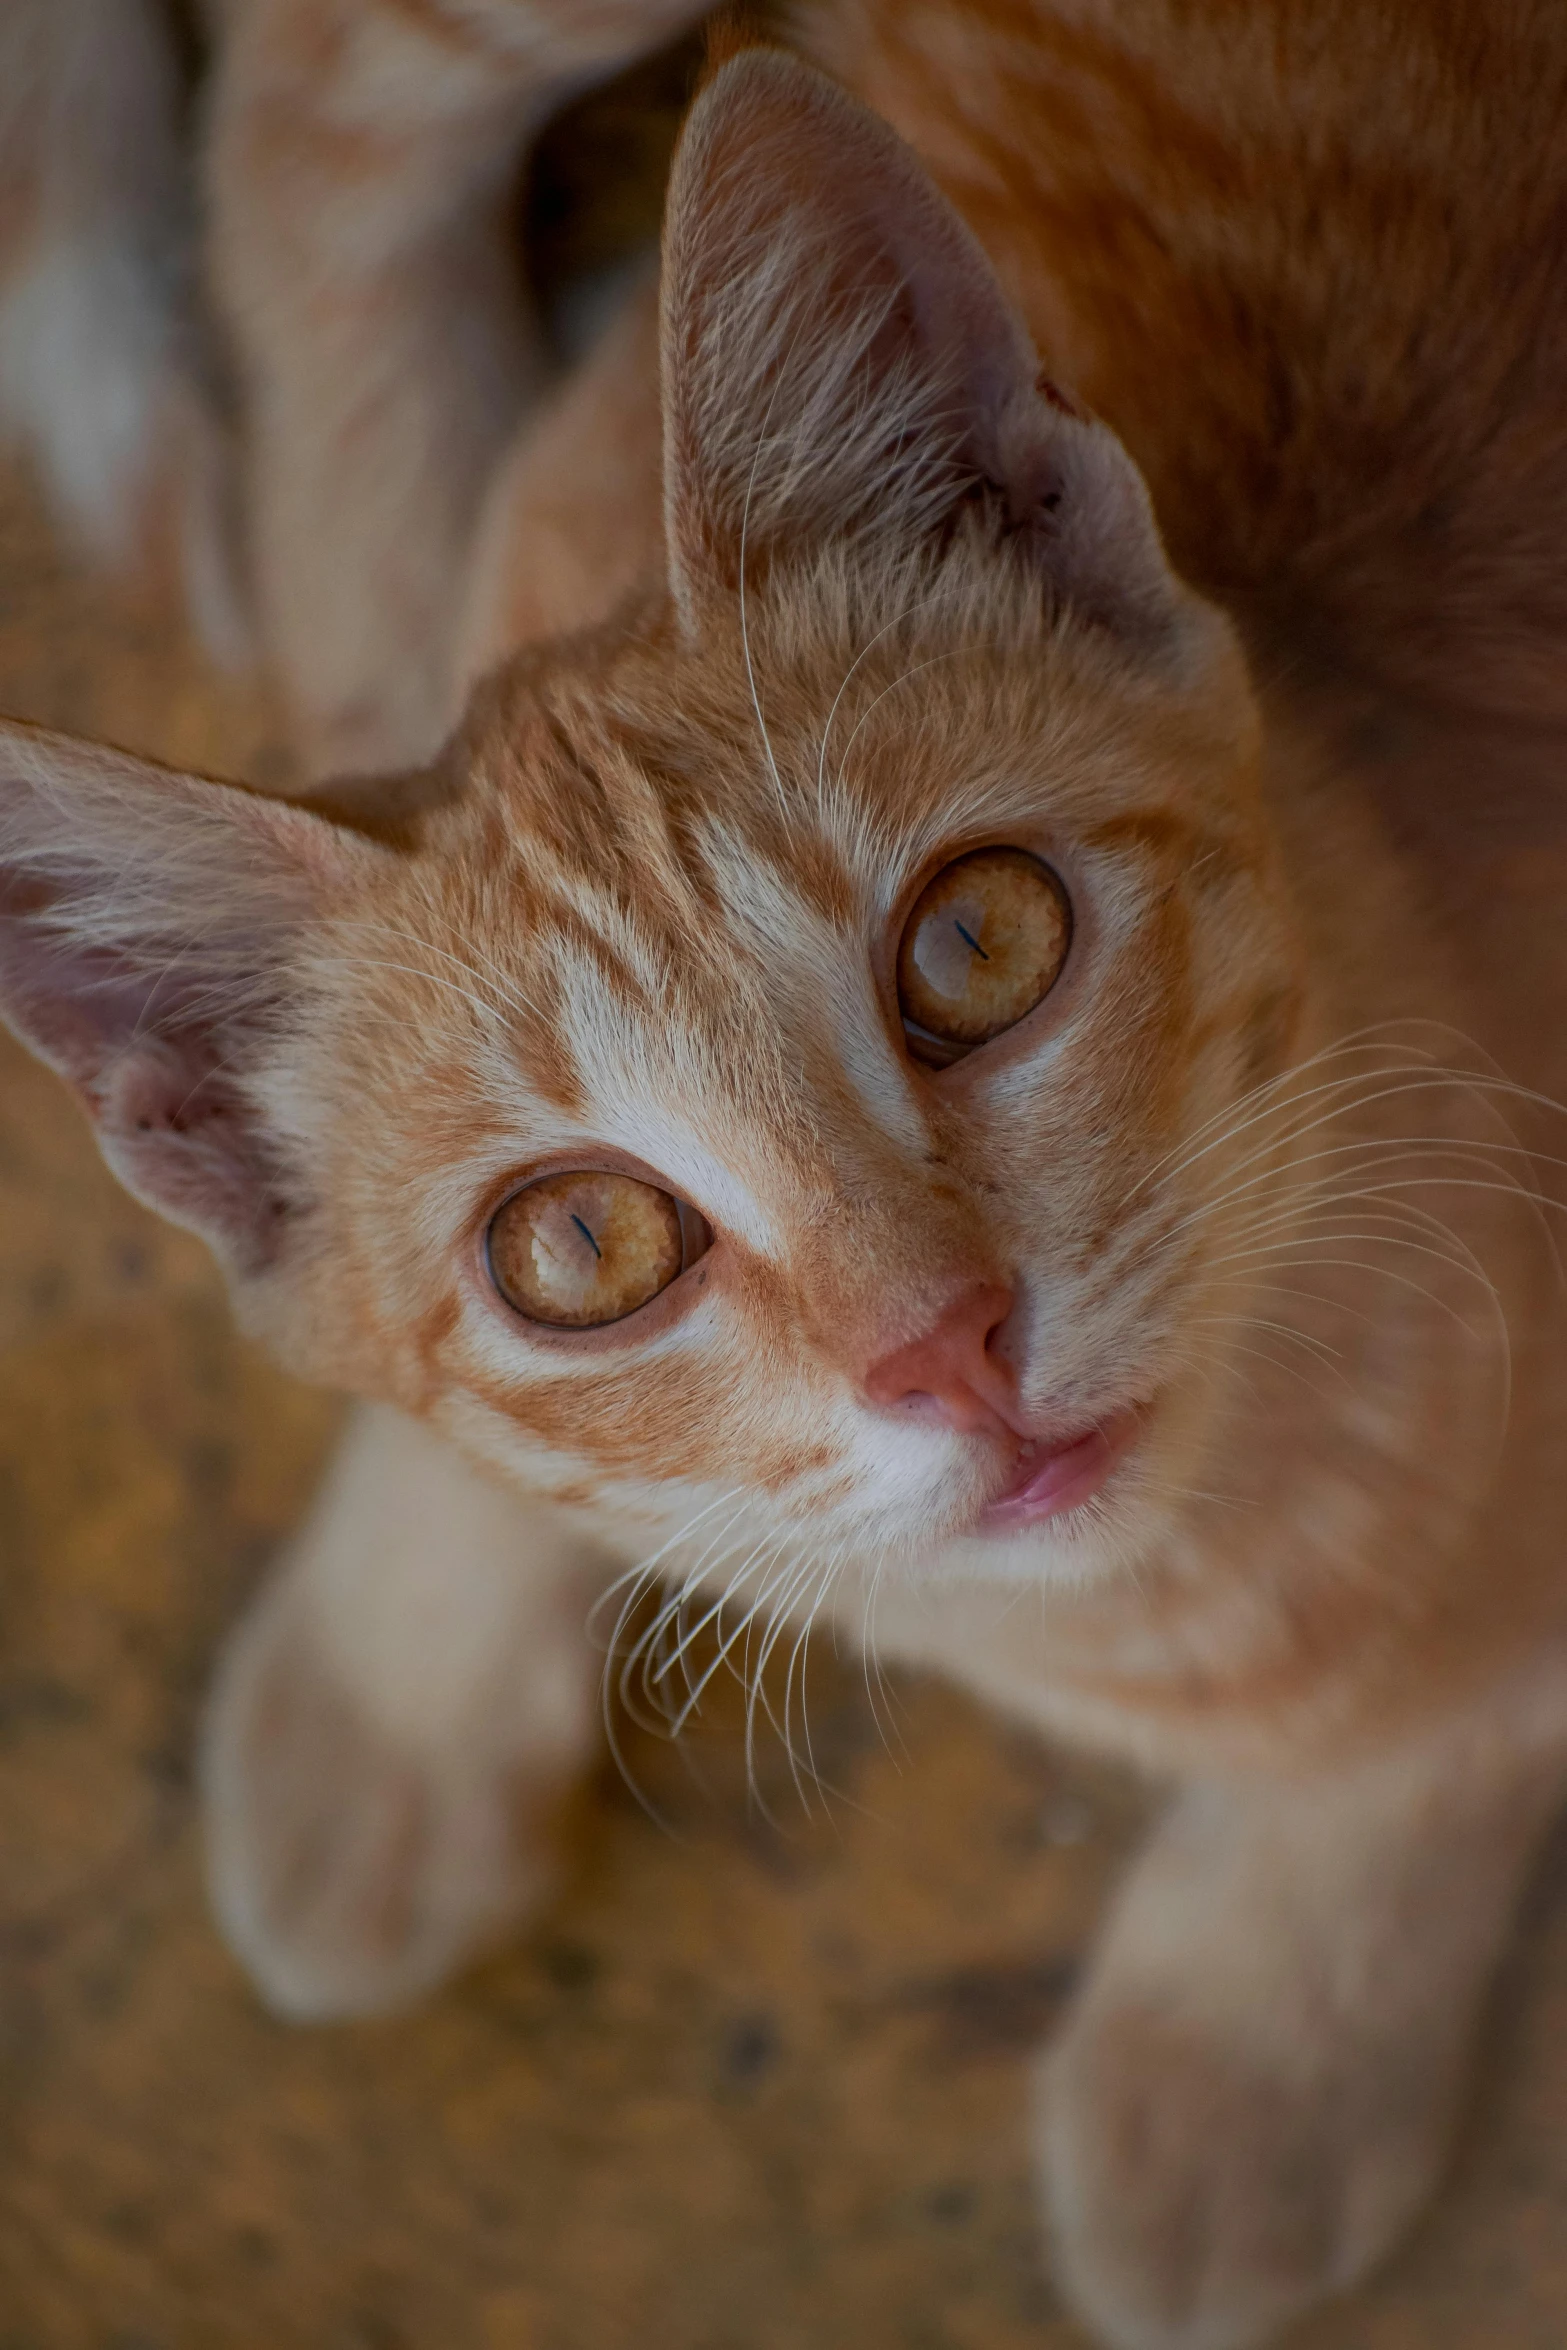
top-left (897, 846), bottom-right (1072, 1065)
top-left (487, 1170), bottom-right (710, 1328)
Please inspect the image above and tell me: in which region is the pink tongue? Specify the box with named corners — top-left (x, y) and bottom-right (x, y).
top-left (997, 1427), bottom-right (1112, 1519)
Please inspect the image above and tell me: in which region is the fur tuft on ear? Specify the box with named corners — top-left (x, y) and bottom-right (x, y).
top-left (0, 719), bottom-right (385, 1273)
top-left (660, 50), bottom-right (1182, 645)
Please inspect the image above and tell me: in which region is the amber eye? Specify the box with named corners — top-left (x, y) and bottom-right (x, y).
top-left (896, 847), bottom-right (1072, 1066)
top-left (488, 1170), bottom-right (710, 1329)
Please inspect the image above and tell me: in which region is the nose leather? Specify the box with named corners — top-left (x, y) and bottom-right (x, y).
top-left (862, 1282), bottom-right (1019, 1436)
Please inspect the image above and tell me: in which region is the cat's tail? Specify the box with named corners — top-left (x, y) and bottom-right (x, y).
top-left (0, 0), bottom-right (248, 662)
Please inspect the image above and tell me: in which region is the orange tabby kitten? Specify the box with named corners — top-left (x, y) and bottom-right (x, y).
top-left (5, 8), bottom-right (1567, 2348)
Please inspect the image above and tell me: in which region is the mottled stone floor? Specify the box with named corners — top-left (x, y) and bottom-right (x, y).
top-left (4, 415), bottom-right (1567, 2350)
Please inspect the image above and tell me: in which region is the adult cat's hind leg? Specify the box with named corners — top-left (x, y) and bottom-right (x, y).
top-left (1040, 1714), bottom-right (1567, 2350)
top-left (202, 1403), bottom-right (610, 2019)
top-left (206, 0), bottom-right (702, 774)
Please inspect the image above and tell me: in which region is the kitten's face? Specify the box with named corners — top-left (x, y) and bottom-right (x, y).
top-left (276, 529), bottom-right (1291, 1585)
top-left (255, 50), bottom-right (1308, 1588)
top-left (0, 51), bottom-right (1302, 1597)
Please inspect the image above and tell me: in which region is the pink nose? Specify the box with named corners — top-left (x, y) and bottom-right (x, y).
top-left (862, 1282), bottom-right (1019, 1436)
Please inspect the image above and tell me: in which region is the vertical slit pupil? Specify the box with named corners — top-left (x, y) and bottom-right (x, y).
top-left (895, 846), bottom-right (1072, 1057)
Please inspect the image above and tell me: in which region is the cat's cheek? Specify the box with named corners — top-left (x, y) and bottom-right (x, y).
top-left (426, 1280), bottom-right (795, 1500)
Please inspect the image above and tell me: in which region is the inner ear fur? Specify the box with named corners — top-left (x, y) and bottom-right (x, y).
top-left (659, 48), bottom-right (1184, 647)
top-left (0, 717), bottom-right (393, 1275)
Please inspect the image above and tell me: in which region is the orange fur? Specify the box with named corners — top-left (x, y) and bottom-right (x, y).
top-left (6, 11), bottom-right (1567, 2346)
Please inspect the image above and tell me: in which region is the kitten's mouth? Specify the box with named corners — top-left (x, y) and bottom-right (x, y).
top-left (980, 1404), bottom-right (1146, 1531)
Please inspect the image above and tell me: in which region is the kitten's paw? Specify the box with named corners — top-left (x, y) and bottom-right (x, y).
top-left (1038, 1995), bottom-right (1450, 2350)
top-left (200, 1570), bottom-right (580, 2021)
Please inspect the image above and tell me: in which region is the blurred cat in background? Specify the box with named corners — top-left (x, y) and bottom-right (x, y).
top-left (5, 6), bottom-right (1567, 2346)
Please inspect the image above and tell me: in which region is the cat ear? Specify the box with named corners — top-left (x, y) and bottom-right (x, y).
top-left (660, 50), bottom-right (1179, 643)
top-left (0, 719), bottom-right (386, 1275)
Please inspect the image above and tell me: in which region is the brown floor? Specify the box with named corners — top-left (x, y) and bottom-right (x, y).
top-left (5, 459), bottom-right (1567, 2350)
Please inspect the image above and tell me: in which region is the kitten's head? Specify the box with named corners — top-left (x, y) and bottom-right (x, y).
top-left (0, 55), bottom-right (1302, 1585)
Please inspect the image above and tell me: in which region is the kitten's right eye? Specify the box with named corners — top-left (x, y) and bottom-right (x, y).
top-left (488, 1170), bottom-right (709, 1329)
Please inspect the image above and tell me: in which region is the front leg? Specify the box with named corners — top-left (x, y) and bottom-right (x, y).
top-left (1041, 1716), bottom-right (1567, 2350)
top-left (206, 0), bottom-right (701, 772)
top-left (202, 1403), bottom-right (612, 2019)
